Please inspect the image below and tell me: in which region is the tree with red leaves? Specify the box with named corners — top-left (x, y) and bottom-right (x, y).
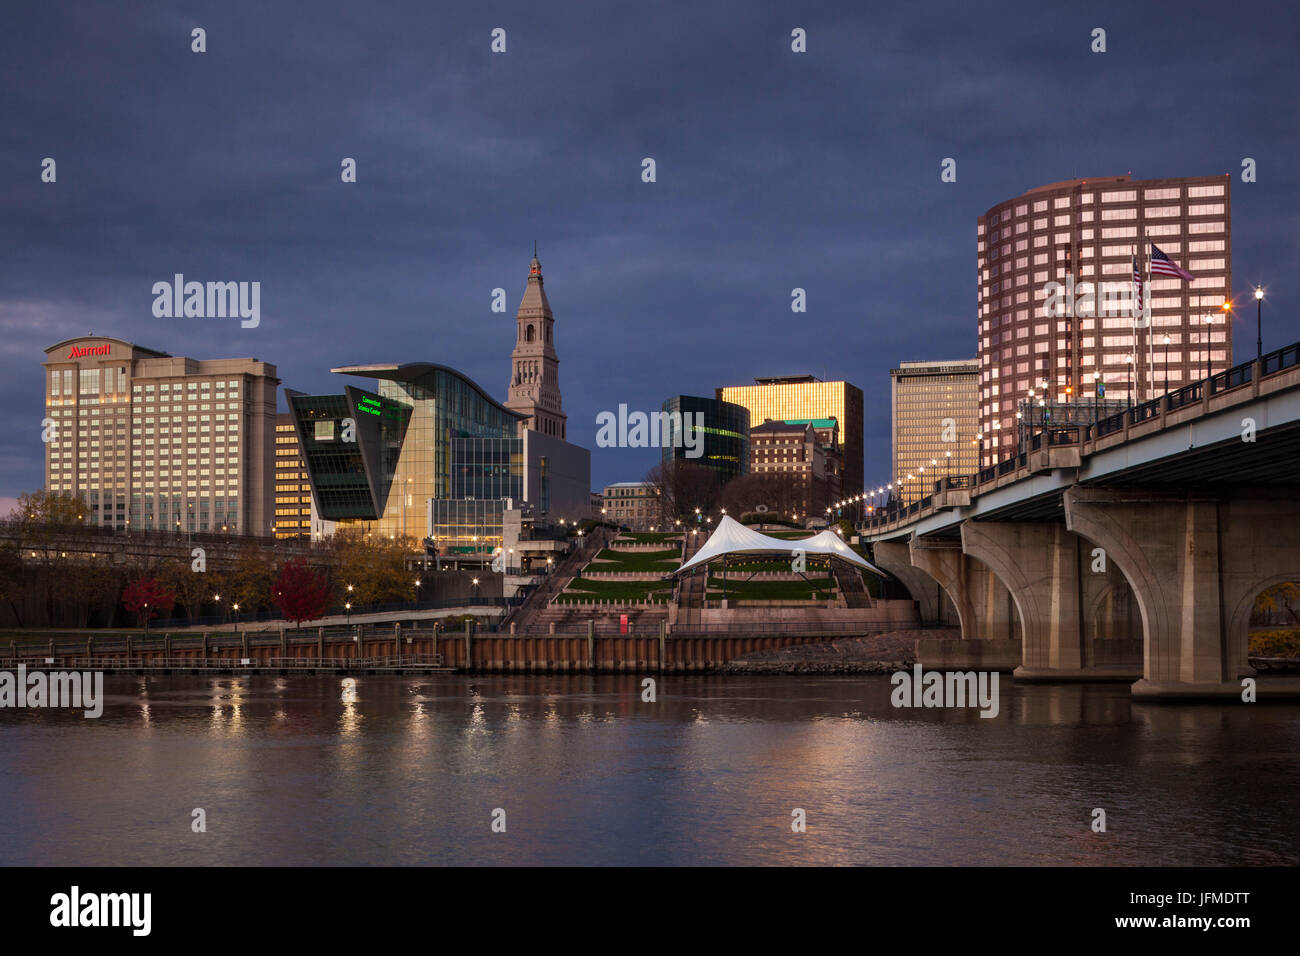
top-left (272, 558), bottom-right (331, 628)
top-left (122, 576), bottom-right (176, 632)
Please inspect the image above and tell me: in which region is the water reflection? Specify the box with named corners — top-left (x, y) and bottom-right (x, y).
top-left (0, 675), bottom-right (1297, 866)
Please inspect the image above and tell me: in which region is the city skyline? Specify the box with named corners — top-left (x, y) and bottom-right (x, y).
top-left (4, 1), bottom-right (1297, 506)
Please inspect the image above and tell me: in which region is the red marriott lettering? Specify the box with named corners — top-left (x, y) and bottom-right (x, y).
top-left (67, 344), bottom-right (110, 359)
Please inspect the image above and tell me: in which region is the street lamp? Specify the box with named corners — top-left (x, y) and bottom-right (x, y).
top-left (1255, 286), bottom-right (1265, 362)
top-left (1163, 335), bottom-right (1171, 395)
top-left (1219, 300), bottom-right (1232, 379)
top-left (345, 601), bottom-right (352, 625)
top-left (1202, 314), bottom-right (1213, 382)
top-left (1125, 354), bottom-right (1134, 409)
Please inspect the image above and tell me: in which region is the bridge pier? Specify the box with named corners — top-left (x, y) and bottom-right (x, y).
top-left (908, 536), bottom-right (1020, 669)
top-left (873, 541), bottom-right (954, 624)
top-left (960, 520), bottom-right (1141, 681)
top-left (1066, 487), bottom-right (1300, 699)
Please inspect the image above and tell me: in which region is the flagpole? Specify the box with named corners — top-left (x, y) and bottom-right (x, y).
top-left (1130, 246), bottom-right (1138, 404)
top-left (1145, 240), bottom-right (1153, 403)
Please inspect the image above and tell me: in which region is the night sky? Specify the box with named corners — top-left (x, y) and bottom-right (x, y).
top-left (3, 0), bottom-right (1298, 511)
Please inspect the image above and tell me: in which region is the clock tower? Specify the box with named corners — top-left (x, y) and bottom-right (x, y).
top-left (506, 249), bottom-right (566, 439)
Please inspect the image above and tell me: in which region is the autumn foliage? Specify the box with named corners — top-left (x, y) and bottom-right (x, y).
top-left (122, 576), bottom-right (176, 625)
top-left (272, 558), bottom-right (331, 627)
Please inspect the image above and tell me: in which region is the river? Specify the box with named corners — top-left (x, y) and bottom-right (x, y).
top-left (1, 674), bottom-right (1296, 866)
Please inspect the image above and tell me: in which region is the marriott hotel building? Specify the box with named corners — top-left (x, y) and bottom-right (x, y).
top-left (42, 336), bottom-right (279, 533)
top-left (977, 174), bottom-right (1231, 467)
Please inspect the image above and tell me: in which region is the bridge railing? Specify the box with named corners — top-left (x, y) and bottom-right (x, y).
top-left (1213, 362), bottom-right (1253, 393)
top-left (862, 338), bottom-right (1300, 536)
top-left (1167, 380), bottom-right (1202, 410)
top-left (1095, 411), bottom-right (1125, 437)
top-left (1262, 343), bottom-right (1300, 375)
top-left (1129, 400), bottom-right (1161, 425)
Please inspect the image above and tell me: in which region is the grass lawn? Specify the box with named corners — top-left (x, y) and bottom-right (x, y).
top-left (616, 532), bottom-right (683, 545)
top-left (706, 577), bottom-right (835, 601)
top-left (586, 548), bottom-right (681, 572)
top-left (557, 577), bottom-right (673, 604)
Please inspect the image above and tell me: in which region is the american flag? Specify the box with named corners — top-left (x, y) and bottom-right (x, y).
top-left (1150, 244), bottom-right (1195, 281)
top-left (1132, 258), bottom-right (1142, 310)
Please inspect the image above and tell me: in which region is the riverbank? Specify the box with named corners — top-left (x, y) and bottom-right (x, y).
top-left (718, 628), bottom-right (958, 674)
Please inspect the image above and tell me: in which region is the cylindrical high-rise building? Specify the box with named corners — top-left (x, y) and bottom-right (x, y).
top-left (977, 174), bottom-right (1232, 467)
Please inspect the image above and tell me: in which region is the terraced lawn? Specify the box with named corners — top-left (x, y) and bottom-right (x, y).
top-left (586, 548), bottom-right (681, 572)
top-left (556, 577), bottom-right (674, 604)
top-left (706, 577), bottom-right (836, 601)
top-left (616, 532), bottom-right (683, 545)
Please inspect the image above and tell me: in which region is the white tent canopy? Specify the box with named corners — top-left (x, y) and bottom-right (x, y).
top-left (672, 515), bottom-right (883, 577)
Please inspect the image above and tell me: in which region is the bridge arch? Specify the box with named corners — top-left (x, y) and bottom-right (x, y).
top-left (1228, 572), bottom-right (1300, 676)
top-left (905, 535), bottom-right (1020, 643)
top-left (871, 540), bottom-right (956, 625)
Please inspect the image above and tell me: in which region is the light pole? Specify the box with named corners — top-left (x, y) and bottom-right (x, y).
top-left (1201, 315), bottom-right (1210, 382)
top-left (1219, 300), bottom-right (1232, 379)
top-left (1126, 354), bottom-right (1134, 410)
top-left (1163, 335), bottom-right (1170, 395)
top-left (1256, 286), bottom-right (1265, 362)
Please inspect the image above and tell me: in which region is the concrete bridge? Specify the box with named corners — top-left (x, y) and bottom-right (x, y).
top-left (864, 343), bottom-right (1300, 699)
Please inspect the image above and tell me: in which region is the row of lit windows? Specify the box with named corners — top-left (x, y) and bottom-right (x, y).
top-left (981, 185), bottom-right (1225, 229)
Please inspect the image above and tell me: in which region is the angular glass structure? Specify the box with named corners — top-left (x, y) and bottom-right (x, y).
top-left (289, 363), bottom-right (524, 539)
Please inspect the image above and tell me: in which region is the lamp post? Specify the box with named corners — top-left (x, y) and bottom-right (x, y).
top-left (1163, 335), bottom-right (1170, 395)
top-left (1256, 286), bottom-right (1265, 362)
top-left (1126, 354), bottom-right (1133, 410)
top-left (1218, 300), bottom-right (1232, 380)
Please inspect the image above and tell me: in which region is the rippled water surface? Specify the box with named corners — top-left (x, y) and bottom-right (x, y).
top-left (2, 674), bottom-right (1297, 865)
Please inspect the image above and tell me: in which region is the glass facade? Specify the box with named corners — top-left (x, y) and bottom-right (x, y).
top-left (429, 498), bottom-right (508, 554)
top-left (429, 436), bottom-right (525, 553)
top-left (659, 395), bottom-right (750, 485)
top-left (450, 437), bottom-right (523, 499)
top-left (368, 368), bottom-right (522, 539)
top-left (293, 364), bottom-right (525, 542)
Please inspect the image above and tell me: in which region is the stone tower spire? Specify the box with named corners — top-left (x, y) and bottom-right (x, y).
top-left (505, 249), bottom-right (566, 438)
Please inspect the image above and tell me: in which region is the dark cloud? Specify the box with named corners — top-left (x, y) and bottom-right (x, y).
top-left (2, 0), bottom-right (1297, 495)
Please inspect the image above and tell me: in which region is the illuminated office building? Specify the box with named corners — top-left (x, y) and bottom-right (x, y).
top-left (977, 174), bottom-right (1232, 466)
top-left (717, 376), bottom-right (864, 497)
top-left (273, 411), bottom-right (312, 538)
top-left (41, 336), bottom-right (278, 533)
top-left (890, 359), bottom-right (979, 503)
